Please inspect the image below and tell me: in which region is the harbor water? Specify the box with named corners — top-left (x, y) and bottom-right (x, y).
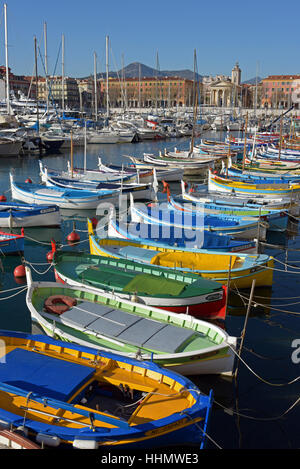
top-left (0, 132), bottom-right (299, 450)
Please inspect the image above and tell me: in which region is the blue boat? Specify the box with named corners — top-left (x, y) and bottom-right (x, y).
top-left (129, 194), bottom-right (267, 240)
top-left (167, 185), bottom-right (288, 232)
top-left (0, 230), bottom-right (24, 254)
top-left (224, 165), bottom-right (300, 183)
top-left (0, 202), bottom-right (60, 228)
top-left (107, 212), bottom-right (257, 253)
top-left (0, 330), bottom-right (213, 449)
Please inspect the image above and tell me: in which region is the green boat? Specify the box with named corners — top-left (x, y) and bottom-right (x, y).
top-left (52, 250), bottom-right (227, 320)
top-left (25, 267), bottom-right (236, 376)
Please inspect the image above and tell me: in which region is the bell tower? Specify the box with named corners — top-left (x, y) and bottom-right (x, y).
top-left (232, 62), bottom-right (241, 85)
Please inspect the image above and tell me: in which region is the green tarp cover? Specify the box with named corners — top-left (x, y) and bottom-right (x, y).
top-left (122, 273), bottom-right (186, 296)
top-left (78, 266), bottom-right (186, 297)
top-left (79, 266), bottom-right (131, 290)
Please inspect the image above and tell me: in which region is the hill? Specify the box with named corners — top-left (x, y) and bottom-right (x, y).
top-left (88, 62), bottom-right (203, 81)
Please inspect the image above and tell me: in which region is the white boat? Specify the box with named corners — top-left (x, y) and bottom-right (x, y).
top-left (9, 173), bottom-right (120, 209)
top-left (39, 160), bottom-right (135, 184)
top-left (124, 156), bottom-right (184, 181)
top-left (87, 129), bottom-right (120, 144)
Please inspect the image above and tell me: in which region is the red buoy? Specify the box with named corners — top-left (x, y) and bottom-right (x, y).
top-left (25, 178), bottom-right (32, 183)
top-left (46, 251), bottom-right (54, 262)
top-left (0, 195), bottom-right (6, 202)
top-left (14, 264), bottom-right (26, 278)
top-left (67, 230), bottom-right (80, 244)
top-left (46, 239), bottom-right (56, 263)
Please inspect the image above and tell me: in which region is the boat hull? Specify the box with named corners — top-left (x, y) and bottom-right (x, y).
top-left (0, 203), bottom-right (61, 228)
top-left (10, 178), bottom-right (119, 209)
top-left (208, 170), bottom-right (300, 198)
top-left (34, 318), bottom-right (236, 376)
top-left (0, 232), bottom-right (24, 254)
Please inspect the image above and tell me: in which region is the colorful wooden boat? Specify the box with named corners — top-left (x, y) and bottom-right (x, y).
top-left (0, 329), bottom-right (213, 449)
top-left (25, 267), bottom-right (237, 376)
top-left (52, 249), bottom-right (227, 320)
top-left (39, 159), bottom-right (142, 184)
top-left (42, 171), bottom-right (154, 200)
top-left (0, 230), bottom-right (24, 254)
top-left (229, 158), bottom-right (300, 173)
top-left (107, 213), bottom-right (258, 253)
top-left (0, 202), bottom-right (60, 228)
top-left (10, 173), bottom-right (120, 210)
top-left (143, 152), bottom-right (218, 169)
top-left (124, 155), bottom-right (184, 181)
top-left (88, 220), bottom-right (274, 289)
top-left (223, 164), bottom-right (300, 182)
top-left (256, 149), bottom-right (300, 162)
top-left (130, 194), bottom-right (268, 240)
top-left (181, 180), bottom-right (300, 216)
top-left (208, 169), bottom-right (300, 198)
top-left (166, 183), bottom-right (288, 232)
top-left (97, 157), bottom-right (154, 183)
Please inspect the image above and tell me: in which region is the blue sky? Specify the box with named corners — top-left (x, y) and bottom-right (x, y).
top-left (1, 0), bottom-right (299, 81)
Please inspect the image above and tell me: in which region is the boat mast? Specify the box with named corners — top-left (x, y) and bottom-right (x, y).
top-left (278, 113), bottom-right (283, 161)
top-left (61, 33), bottom-right (65, 113)
top-left (44, 22), bottom-right (49, 113)
top-left (242, 112), bottom-right (248, 171)
top-left (34, 36), bottom-right (39, 134)
top-left (84, 121), bottom-right (87, 173)
top-left (4, 3), bottom-right (10, 115)
top-left (189, 49), bottom-right (198, 156)
top-left (254, 61), bottom-right (259, 120)
top-left (106, 35), bottom-right (109, 119)
top-left (94, 51), bottom-right (98, 123)
top-left (138, 63), bottom-right (141, 109)
top-left (155, 51), bottom-right (158, 114)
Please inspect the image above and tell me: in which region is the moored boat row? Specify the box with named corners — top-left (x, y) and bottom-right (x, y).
top-left (1, 126), bottom-right (300, 451)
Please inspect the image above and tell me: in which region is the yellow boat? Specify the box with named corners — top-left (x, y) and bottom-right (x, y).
top-left (208, 169), bottom-right (300, 197)
top-left (0, 330), bottom-right (213, 449)
top-left (88, 220), bottom-right (274, 289)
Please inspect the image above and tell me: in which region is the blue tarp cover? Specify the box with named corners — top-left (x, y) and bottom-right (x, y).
top-left (0, 348), bottom-right (94, 402)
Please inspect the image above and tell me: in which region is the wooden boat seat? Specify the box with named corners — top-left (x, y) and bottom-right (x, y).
top-left (60, 301), bottom-right (196, 354)
top-left (118, 246), bottom-right (156, 263)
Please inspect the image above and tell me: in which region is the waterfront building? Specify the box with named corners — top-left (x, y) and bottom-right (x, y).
top-left (0, 66), bottom-right (33, 100)
top-left (31, 75), bottom-right (80, 109)
top-left (98, 76), bottom-right (197, 108)
top-left (261, 75), bottom-right (300, 109)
